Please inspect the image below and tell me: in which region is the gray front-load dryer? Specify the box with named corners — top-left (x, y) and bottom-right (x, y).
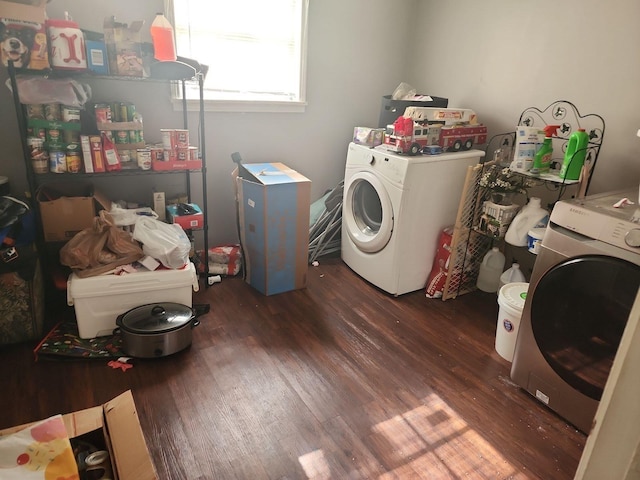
top-left (510, 189), bottom-right (640, 434)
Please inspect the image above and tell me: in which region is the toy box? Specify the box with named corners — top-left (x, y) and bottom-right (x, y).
top-left (103, 16), bottom-right (144, 77)
top-left (67, 262), bottom-right (199, 338)
top-left (234, 162), bottom-right (311, 295)
top-left (0, 0), bottom-right (49, 70)
top-left (0, 390), bottom-right (157, 479)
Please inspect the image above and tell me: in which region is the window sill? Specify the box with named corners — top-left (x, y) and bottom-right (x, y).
top-left (172, 98), bottom-right (307, 114)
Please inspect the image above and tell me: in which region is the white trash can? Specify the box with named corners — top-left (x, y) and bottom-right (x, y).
top-left (496, 282), bottom-right (529, 361)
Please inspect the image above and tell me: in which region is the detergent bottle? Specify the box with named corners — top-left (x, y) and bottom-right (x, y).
top-left (505, 197), bottom-right (549, 246)
top-left (559, 128), bottom-right (590, 180)
top-left (476, 247), bottom-right (506, 293)
top-left (530, 125), bottom-right (560, 175)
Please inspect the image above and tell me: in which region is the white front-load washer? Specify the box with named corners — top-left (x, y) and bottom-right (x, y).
top-left (341, 142), bottom-right (484, 295)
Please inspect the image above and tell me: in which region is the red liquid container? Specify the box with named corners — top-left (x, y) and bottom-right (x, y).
top-left (151, 13), bottom-right (177, 61)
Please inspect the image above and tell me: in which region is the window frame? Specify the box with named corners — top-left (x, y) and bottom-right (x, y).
top-left (166, 0), bottom-right (309, 113)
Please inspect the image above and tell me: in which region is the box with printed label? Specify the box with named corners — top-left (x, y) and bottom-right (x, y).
top-left (166, 203), bottom-right (204, 230)
top-left (233, 162), bottom-right (311, 295)
top-left (0, 0), bottom-right (49, 70)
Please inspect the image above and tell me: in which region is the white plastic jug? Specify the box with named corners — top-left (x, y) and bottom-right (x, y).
top-left (498, 263), bottom-right (526, 291)
top-left (476, 247), bottom-right (505, 293)
top-left (505, 197), bottom-right (549, 247)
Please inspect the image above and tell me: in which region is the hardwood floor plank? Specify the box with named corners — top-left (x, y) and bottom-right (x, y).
top-left (0, 257), bottom-right (587, 479)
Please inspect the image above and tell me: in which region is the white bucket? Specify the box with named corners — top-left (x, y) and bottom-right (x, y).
top-left (496, 282), bottom-right (529, 362)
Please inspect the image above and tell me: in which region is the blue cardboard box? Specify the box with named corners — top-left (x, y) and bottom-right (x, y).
top-left (234, 162), bottom-right (311, 295)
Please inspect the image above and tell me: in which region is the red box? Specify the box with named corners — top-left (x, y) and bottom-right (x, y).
top-left (166, 203), bottom-right (203, 230)
top-left (151, 158), bottom-right (202, 171)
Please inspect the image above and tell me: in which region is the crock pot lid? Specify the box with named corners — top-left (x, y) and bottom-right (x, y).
top-left (119, 302), bottom-right (193, 333)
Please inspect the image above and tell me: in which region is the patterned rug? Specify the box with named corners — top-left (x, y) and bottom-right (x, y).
top-left (34, 321), bottom-right (125, 361)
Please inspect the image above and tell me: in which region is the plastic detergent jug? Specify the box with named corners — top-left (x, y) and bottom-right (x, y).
top-left (476, 247), bottom-right (505, 293)
top-left (505, 197), bottom-right (549, 247)
top-left (151, 13), bottom-right (177, 61)
top-left (530, 125), bottom-right (559, 175)
top-left (559, 128), bottom-right (589, 181)
top-left (498, 263), bottom-right (526, 291)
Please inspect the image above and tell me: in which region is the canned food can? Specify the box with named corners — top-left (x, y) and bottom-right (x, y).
top-left (61, 105), bottom-right (81, 122)
top-left (27, 127), bottom-right (46, 138)
top-left (44, 103), bottom-right (61, 121)
top-left (63, 129), bottom-right (81, 144)
top-left (66, 147), bottom-right (82, 173)
top-left (32, 152), bottom-right (49, 174)
top-left (164, 149), bottom-right (177, 162)
top-left (115, 130), bottom-right (130, 144)
top-left (127, 103), bottom-right (137, 122)
top-left (177, 148), bottom-right (188, 161)
top-left (46, 128), bottom-right (63, 145)
top-left (160, 129), bottom-right (176, 150)
top-left (129, 130), bottom-right (144, 144)
top-left (129, 148), bottom-right (137, 162)
top-left (27, 136), bottom-right (45, 153)
top-left (25, 104), bottom-right (45, 119)
top-left (94, 103), bottom-right (112, 123)
top-left (49, 149), bottom-right (67, 173)
top-left (119, 150), bottom-right (131, 163)
top-left (137, 148), bottom-right (152, 170)
top-left (174, 129), bottom-right (189, 148)
top-left (149, 147), bottom-right (164, 162)
top-left (188, 146), bottom-right (199, 161)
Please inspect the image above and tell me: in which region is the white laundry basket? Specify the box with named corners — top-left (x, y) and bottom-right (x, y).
top-left (496, 282), bottom-right (529, 361)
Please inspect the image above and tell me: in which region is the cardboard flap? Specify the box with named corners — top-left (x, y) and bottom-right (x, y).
top-left (0, 0), bottom-right (47, 23)
top-left (103, 390), bottom-right (157, 480)
top-left (239, 162), bottom-right (310, 186)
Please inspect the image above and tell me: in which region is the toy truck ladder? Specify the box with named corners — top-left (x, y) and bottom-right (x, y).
top-left (403, 107), bottom-right (480, 125)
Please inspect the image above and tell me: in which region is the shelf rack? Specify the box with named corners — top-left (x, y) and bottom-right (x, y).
top-left (7, 60), bottom-right (210, 288)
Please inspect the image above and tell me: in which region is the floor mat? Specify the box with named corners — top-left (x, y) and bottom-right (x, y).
top-left (34, 321), bottom-right (125, 361)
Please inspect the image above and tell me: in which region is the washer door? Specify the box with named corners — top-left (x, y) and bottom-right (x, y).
top-left (531, 255), bottom-right (640, 401)
top-left (343, 171), bottom-right (394, 253)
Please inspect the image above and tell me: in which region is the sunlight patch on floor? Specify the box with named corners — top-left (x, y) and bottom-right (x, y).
top-left (297, 392), bottom-right (530, 479)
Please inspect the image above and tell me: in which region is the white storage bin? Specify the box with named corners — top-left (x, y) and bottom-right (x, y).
top-left (67, 262), bottom-right (199, 339)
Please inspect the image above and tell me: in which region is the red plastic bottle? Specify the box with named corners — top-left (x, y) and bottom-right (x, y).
top-left (150, 13), bottom-right (177, 61)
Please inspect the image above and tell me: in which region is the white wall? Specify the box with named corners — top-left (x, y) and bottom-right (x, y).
top-left (0, 0), bottom-right (414, 246)
top-left (2, 0), bottom-right (638, 246)
top-left (408, 0), bottom-right (640, 195)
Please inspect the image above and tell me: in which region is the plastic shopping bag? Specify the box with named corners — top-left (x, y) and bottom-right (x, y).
top-left (132, 216), bottom-right (191, 269)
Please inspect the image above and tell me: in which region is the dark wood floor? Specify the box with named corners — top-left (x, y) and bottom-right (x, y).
top-left (1, 258), bottom-right (586, 479)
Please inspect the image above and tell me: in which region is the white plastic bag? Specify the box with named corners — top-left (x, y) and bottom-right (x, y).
top-left (132, 216), bottom-right (191, 269)
top-left (6, 76), bottom-right (92, 107)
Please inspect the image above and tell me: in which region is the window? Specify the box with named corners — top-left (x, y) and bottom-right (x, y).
top-left (170, 0), bottom-right (308, 112)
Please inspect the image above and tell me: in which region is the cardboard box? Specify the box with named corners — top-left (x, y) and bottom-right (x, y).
top-left (0, 390), bottom-right (158, 479)
top-left (83, 30), bottom-right (109, 74)
top-left (67, 262), bottom-right (199, 338)
top-left (234, 162), bottom-right (310, 295)
top-left (37, 182), bottom-right (112, 242)
top-left (0, 0), bottom-right (49, 70)
top-left (166, 203), bottom-right (204, 230)
top-left (103, 16), bottom-right (144, 77)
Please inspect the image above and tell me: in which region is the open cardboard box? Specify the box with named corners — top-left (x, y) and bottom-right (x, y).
top-left (0, 390), bottom-right (157, 479)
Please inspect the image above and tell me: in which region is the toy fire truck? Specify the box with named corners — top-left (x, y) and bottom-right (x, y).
top-left (383, 107), bottom-right (488, 155)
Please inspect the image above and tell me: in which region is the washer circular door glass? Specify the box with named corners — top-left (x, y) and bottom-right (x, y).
top-left (344, 171), bottom-right (393, 253)
top-left (531, 255), bottom-right (640, 400)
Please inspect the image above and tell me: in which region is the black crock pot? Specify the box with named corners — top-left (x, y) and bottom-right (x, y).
top-left (115, 302), bottom-right (200, 358)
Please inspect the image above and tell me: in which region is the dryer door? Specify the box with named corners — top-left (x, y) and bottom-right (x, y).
top-left (530, 255), bottom-right (640, 401)
top-left (343, 171), bottom-right (394, 253)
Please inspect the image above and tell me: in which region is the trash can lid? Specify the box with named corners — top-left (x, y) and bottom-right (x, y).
top-left (498, 282), bottom-right (529, 311)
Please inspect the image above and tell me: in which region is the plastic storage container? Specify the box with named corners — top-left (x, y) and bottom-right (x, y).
top-left (150, 13), bottom-right (177, 61)
top-left (476, 247), bottom-right (506, 293)
top-left (498, 263), bottom-right (526, 291)
top-left (496, 282), bottom-right (528, 361)
top-left (67, 262), bottom-right (199, 338)
top-left (505, 197), bottom-right (549, 247)
top-left (527, 227), bottom-right (546, 254)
